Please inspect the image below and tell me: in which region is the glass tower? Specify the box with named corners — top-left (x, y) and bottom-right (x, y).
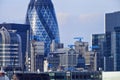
top-left (92, 34), bottom-right (105, 71)
top-left (26, 0), bottom-right (60, 56)
top-left (105, 11), bottom-right (120, 71)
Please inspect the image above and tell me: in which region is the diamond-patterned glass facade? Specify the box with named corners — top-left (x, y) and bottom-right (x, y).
top-left (26, 0), bottom-right (60, 56)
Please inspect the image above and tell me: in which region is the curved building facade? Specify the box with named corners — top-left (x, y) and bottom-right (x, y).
top-left (26, 0), bottom-right (60, 56)
top-left (0, 27), bottom-right (22, 70)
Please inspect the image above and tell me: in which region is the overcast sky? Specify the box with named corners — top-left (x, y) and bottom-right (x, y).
top-left (0, 0), bottom-right (120, 47)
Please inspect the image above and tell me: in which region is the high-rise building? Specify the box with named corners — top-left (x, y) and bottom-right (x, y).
top-left (105, 11), bottom-right (120, 71)
top-left (0, 23), bottom-right (30, 71)
top-left (92, 34), bottom-right (105, 71)
top-left (30, 41), bottom-right (44, 72)
top-left (0, 27), bottom-right (22, 71)
top-left (26, 0), bottom-right (60, 56)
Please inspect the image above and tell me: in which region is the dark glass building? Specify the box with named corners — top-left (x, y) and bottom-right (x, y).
top-left (26, 0), bottom-right (60, 56)
top-left (105, 11), bottom-right (120, 71)
top-left (76, 54), bottom-right (85, 69)
top-left (113, 27), bottom-right (120, 71)
top-left (0, 23), bottom-right (30, 71)
top-left (92, 34), bottom-right (105, 71)
top-left (13, 71), bottom-right (102, 80)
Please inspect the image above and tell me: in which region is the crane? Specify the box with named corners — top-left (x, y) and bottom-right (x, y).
top-left (68, 45), bottom-right (74, 49)
top-left (90, 45), bottom-right (99, 51)
top-left (91, 45), bottom-right (99, 49)
top-left (74, 37), bottom-right (83, 42)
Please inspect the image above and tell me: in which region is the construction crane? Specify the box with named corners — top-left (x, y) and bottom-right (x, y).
top-left (90, 45), bottom-right (99, 51)
top-left (74, 37), bottom-right (83, 42)
top-left (68, 45), bottom-right (74, 49)
top-left (91, 45), bottom-right (99, 49)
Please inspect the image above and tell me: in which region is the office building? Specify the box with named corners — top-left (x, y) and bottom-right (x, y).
top-left (47, 52), bottom-right (60, 71)
top-left (74, 40), bottom-right (95, 70)
top-left (0, 23), bottom-right (30, 71)
top-left (12, 72), bottom-right (50, 80)
top-left (30, 41), bottom-right (44, 72)
top-left (47, 48), bottom-right (78, 71)
top-left (90, 51), bottom-right (97, 71)
top-left (76, 54), bottom-right (85, 70)
top-left (74, 41), bottom-right (89, 56)
top-left (12, 71), bottom-right (120, 80)
top-left (0, 27), bottom-right (22, 71)
top-left (13, 71), bottom-right (102, 80)
top-left (50, 40), bottom-right (64, 52)
top-left (26, 0), bottom-right (60, 56)
top-left (105, 11), bottom-right (120, 71)
top-left (59, 48), bottom-right (78, 71)
top-left (85, 51), bottom-right (92, 70)
top-left (92, 34), bottom-right (105, 70)
top-left (48, 71), bottom-right (102, 80)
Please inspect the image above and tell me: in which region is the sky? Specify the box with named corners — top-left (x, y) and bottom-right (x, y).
top-left (0, 0), bottom-right (120, 47)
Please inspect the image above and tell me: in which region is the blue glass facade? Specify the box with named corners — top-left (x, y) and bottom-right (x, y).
top-left (76, 54), bottom-right (85, 69)
top-left (113, 27), bottom-right (120, 70)
top-left (92, 34), bottom-right (105, 70)
top-left (105, 11), bottom-right (120, 71)
top-left (26, 0), bottom-right (60, 56)
top-left (105, 12), bottom-right (120, 57)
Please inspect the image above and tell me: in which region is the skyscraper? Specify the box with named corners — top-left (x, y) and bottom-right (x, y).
top-left (26, 0), bottom-right (60, 56)
top-left (105, 11), bottom-right (120, 71)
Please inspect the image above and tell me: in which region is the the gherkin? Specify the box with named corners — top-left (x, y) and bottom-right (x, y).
top-left (26, 0), bottom-right (60, 56)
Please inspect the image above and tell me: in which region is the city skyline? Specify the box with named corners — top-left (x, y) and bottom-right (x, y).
top-left (0, 0), bottom-right (120, 47)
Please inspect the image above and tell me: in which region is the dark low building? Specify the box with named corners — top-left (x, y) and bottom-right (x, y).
top-left (12, 72), bottom-right (50, 80)
top-left (49, 71), bottom-right (102, 80)
top-left (76, 54), bottom-right (85, 69)
top-left (12, 71), bottom-right (102, 80)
